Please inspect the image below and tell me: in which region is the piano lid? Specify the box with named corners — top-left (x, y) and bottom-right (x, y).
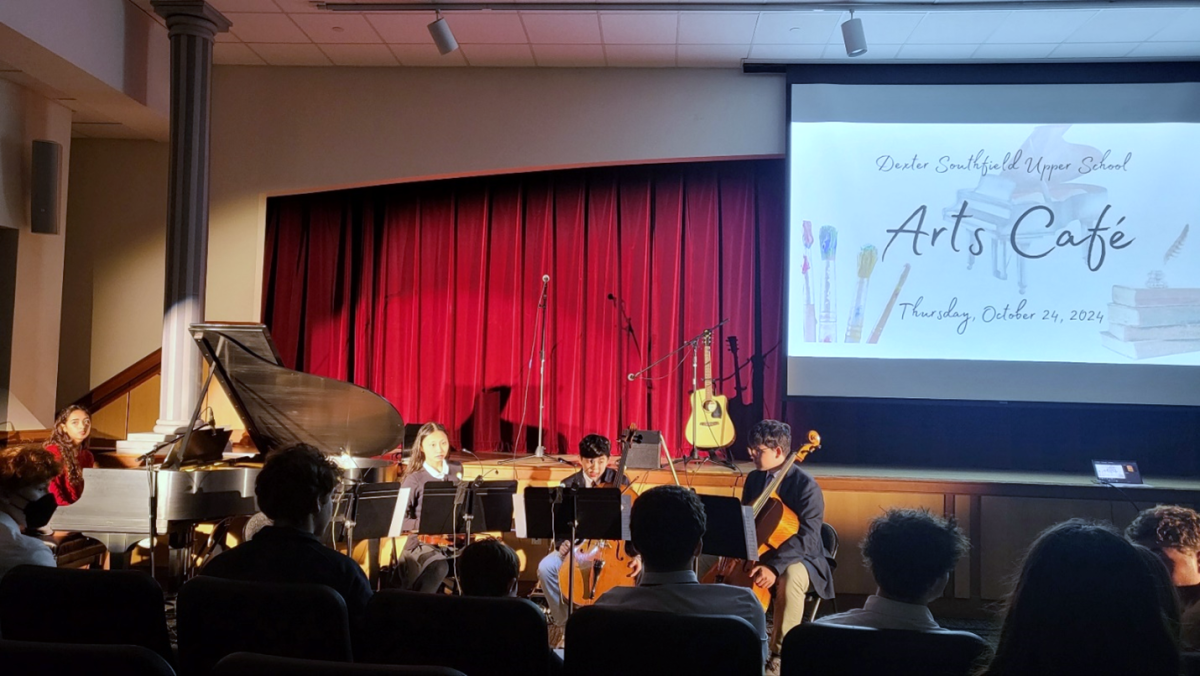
top-left (191, 323), bottom-right (404, 458)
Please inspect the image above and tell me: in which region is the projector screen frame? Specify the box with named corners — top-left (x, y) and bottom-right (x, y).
top-left (782, 62), bottom-right (1200, 407)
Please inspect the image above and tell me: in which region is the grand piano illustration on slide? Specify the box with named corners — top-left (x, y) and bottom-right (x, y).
top-left (943, 125), bottom-right (1109, 294)
top-left (48, 323), bottom-right (405, 572)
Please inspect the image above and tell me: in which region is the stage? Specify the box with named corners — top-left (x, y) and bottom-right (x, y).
top-left (462, 453), bottom-right (1200, 604)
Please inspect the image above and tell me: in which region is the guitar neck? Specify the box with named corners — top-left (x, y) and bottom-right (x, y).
top-left (703, 334), bottom-right (713, 397)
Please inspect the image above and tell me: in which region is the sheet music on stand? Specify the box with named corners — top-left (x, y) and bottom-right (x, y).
top-left (517, 486), bottom-right (629, 541)
top-left (697, 494), bottom-right (759, 560)
top-left (419, 480), bottom-right (518, 536)
top-left (350, 483), bottom-right (411, 540)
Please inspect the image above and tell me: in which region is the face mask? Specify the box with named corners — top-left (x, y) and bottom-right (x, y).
top-left (22, 494), bottom-right (58, 529)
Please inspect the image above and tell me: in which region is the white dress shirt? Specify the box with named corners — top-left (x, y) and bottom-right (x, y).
top-left (816, 594), bottom-right (947, 632)
top-left (0, 511), bottom-right (56, 580)
top-left (594, 568), bottom-right (769, 659)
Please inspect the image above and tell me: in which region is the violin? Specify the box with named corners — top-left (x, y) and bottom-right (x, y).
top-left (559, 427), bottom-right (641, 606)
top-left (700, 430), bottom-right (821, 611)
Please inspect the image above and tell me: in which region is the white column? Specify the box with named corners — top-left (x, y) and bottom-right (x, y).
top-left (150, 1), bottom-right (230, 434)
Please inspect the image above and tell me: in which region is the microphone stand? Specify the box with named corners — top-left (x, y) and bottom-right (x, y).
top-left (503, 277), bottom-right (571, 466)
top-left (628, 318), bottom-right (729, 468)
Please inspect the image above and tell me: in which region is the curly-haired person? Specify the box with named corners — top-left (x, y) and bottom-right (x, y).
top-left (818, 508), bottom-right (970, 633)
top-left (1127, 505), bottom-right (1200, 648)
top-left (0, 445), bottom-right (63, 578)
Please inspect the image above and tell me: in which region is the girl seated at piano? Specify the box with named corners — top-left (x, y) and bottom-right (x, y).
top-left (43, 405), bottom-right (94, 506)
top-left (398, 422), bottom-right (463, 593)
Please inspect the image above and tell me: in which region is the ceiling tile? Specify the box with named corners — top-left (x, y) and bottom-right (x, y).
top-left (1048, 42), bottom-right (1138, 59)
top-left (896, 44), bottom-right (978, 60)
top-left (907, 12), bottom-right (1008, 45)
top-left (1066, 8), bottom-right (1189, 43)
top-left (1149, 9), bottom-right (1200, 42)
top-left (521, 13), bottom-right (602, 44)
top-left (460, 43), bottom-right (536, 66)
top-left (985, 10), bottom-right (1096, 44)
top-left (291, 13), bottom-right (382, 43)
top-left (821, 43), bottom-right (901, 60)
top-left (209, 0), bottom-right (281, 12)
top-left (249, 43), bottom-right (333, 65)
top-left (753, 12), bottom-right (839, 45)
top-left (532, 44), bottom-right (606, 67)
top-left (367, 14), bottom-right (438, 44)
top-left (273, 0), bottom-right (325, 11)
top-left (832, 13), bottom-right (922, 45)
top-left (972, 43), bottom-right (1059, 60)
top-left (215, 30), bottom-right (241, 43)
top-left (226, 13), bottom-right (311, 43)
top-left (748, 44), bottom-right (825, 60)
top-left (676, 44), bottom-right (748, 67)
top-left (605, 44), bottom-right (675, 67)
top-left (1126, 42), bottom-right (1200, 58)
top-left (318, 44), bottom-right (399, 65)
top-left (678, 13), bottom-right (758, 45)
top-left (214, 42), bottom-right (268, 65)
top-left (443, 12), bottom-right (528, 44)
top-left (388, 44), bottom-right (468, 66)
top-left (600, 13), bottom-right (678, 45)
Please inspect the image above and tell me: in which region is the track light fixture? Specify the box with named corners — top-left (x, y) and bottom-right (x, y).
top-left (428, 11), bottom-right (459, 55)
top-left (841, 10), bottom-right (867, 57)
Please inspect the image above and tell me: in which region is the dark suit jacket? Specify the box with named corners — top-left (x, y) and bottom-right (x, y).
top-left (742, 464), bottom-right (834, 599)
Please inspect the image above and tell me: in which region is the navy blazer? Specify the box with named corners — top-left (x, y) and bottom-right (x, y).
top-left (560, 467), bottom-right (627, 489)
top-left (741, 464), bottom-right (834, 600)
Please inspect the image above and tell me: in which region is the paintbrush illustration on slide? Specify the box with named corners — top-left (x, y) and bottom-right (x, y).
top-left (845, 245), bottom-right (878, 343)
top-left (818, 226), bottom-right (838, 343)
top-left (868, 263), bottom-right (912, 344)
top-left (803, 220), bottom-right (816, 342)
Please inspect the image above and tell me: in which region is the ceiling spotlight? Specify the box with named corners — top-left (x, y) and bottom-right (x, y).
top-left (428, 11), bottom-right (458, 55)
top-left (841, 10), bottom-right (867, 58)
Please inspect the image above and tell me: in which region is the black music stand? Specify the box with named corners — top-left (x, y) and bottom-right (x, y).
top-left (419, 480), bottom-right (519, 544)
top-left (523, 486), bottom-right (629, 620)
top-left (697, 494), bottom-right (759, 560)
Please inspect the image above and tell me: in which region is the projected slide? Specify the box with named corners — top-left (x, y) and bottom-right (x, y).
top-left (789, 122), bottom-right (1200, 367)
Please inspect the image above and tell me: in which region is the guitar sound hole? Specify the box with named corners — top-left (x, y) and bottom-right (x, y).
top-left (703, 401), bottom-right (722, 417)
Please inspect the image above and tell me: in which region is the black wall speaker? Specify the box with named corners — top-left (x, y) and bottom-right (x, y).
top-left (31, 139), bottom-right (61, 235)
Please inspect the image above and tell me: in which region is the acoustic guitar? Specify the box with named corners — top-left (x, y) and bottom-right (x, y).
top-left (700, 430), bottom-right (821, 611)
top-left (684, 331), bottom-right (735, 449)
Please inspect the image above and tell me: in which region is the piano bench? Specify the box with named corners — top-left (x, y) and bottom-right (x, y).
top-left (40, 532), bottom-right (108, 570)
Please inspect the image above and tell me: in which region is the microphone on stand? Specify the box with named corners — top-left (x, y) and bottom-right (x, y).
top-left (539, 274), bottom-right (550, 308)
top-left (627, 373), bottom-right (636, 381)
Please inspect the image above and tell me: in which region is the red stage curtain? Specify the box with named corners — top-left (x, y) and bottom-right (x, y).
top-left (262, 159), bottom-right (786, 456)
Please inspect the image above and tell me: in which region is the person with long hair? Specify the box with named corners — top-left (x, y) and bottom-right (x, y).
top-left (43, 405), bottom-right (94, 506)
top-left (0, 445), bottom-right (63, 578)
top-left (978, 519), bottom-right (1180, 676)
top-left (398, 422), bottom-right (463, 593)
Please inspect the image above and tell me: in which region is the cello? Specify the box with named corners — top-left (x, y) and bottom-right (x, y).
top-left (559, 427), bottom-right (641, 606)
top-left (700, 430), bottom-right (821, 611)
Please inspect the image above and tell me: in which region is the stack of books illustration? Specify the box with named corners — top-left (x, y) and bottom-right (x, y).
top-left (1102, 286), bottom-right (1200, 359)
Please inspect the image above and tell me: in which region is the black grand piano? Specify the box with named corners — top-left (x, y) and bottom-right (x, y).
top-left (47, 323), bottom-right (405, 567)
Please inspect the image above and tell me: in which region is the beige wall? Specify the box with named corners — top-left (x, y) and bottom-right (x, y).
top-left (58, 139), bottom-right (168, 405)
top-left (70, 66), bottom-right (785, 392)
top-left (0, 79), bottom-right (72, 429)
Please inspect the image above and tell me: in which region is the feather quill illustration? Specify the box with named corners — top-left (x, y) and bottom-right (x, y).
top-left (803, 221), bottom-right (816, 342)
top-left (1164, 224), bottom-right (1189, 265)
top-left (818, 226), bottom-right (838, 343)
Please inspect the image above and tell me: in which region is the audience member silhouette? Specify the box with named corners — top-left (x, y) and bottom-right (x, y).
top-left (818, 508), bottom-right (969, 632)
top-left (977, 519), bottom-right (1179, 676)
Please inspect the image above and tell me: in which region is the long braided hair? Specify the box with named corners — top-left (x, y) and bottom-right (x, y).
top-left (44, 404), bottom-right (91, 487)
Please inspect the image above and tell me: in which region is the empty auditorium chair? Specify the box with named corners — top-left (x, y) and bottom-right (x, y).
top-left (0, 565), bottom-right (174, 668)
top-left (0, 639), bottom-right (176, 676)
top-left (177, 576), bottom-right (353, 676)
top-left (360, 590), bottom-right (556, 676)
top-left (564, 606), bottom-right (763, 676)
top-left (781, 622), bottom-right (991, 676)
top-left (212, 652), bottom-right (467, 676)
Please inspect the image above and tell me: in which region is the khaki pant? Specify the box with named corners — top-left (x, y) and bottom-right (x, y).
top-left (771, 561), bottom-right (812, 655)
